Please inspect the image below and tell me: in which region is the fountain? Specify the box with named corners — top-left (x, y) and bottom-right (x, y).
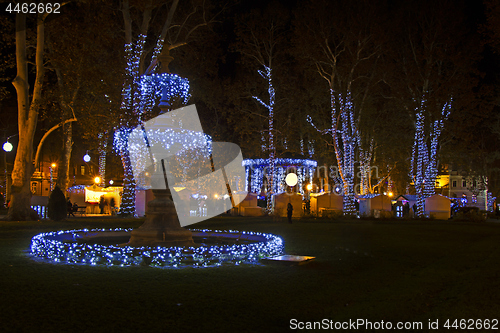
top-left (29, 46), bottom-right (284, 268)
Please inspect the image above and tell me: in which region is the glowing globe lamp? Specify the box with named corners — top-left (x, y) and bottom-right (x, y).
top-left (3, 142), bottom-right (13, 152)
top-left (285, 173), bottom-right (298, 187)
top-left (83, 154), bottom-right (91, 162)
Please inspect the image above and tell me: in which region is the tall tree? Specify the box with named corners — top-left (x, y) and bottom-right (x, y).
top-left (388, 0), bottom-right (480, 216)
top-left (114, 0), bottom-right (221, 216)
top-left (9, 13), bottom-right (47, 220)
top-left (44, 2), bottom-right (122, 193)
top-left (233, 3), bottom-right (288, 213)
top-left (296, 0), bottom-right (384, 215)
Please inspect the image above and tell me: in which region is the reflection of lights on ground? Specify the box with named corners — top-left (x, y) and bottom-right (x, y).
top-left (30, 228), bottom-right (284, 268)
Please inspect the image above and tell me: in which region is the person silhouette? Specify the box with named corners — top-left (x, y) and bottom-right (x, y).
top-left (287, 202), bottom-right (293, 224)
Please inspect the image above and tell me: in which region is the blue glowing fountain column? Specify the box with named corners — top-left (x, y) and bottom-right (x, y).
top-left (126, 47), bottom-right (195, 247)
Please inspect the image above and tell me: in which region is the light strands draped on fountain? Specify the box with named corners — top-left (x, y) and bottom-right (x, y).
top-left (30, 228), bottom-right (284, 268)
top-left (137, 73), bottom-right (191, 120)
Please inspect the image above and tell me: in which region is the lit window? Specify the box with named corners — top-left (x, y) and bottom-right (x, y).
top-left (80, 165), bottom-right (85, 175)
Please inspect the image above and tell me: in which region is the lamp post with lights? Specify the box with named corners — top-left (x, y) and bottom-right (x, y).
top-left (3, 134), bottom-right (17, 202)
top-left (49, 163), bottom-right (57, 192)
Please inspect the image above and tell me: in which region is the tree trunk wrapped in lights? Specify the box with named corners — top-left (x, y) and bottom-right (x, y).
top-left (253, 66), bottom-right (276, 214)
top-left (115, 0), bottom-right (217, 215)
top-left (297, 0), bottom-right (383, 216)
top-left (410, 97), bottom-right (451, 217)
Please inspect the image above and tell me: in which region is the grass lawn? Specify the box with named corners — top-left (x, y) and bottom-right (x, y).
top-left (0, 216), bottom-right (499, 332)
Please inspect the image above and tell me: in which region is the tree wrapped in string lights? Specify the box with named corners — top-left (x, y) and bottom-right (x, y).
top-left (307, 92), bottom-right (360, 215)
top-left (391, 1), bottom-right (477, 217)
top-left (253, 65), bottom-right (276, 213)
top-left (114, 0), bottom-right (218, 215)
top-left (232, 3), bottom-right (290, 214)
top-left (113, 44), bottom-right (190, 215)
top-left (409, 98), bottom-right (452, 217)
top-left (297, 0), bottom-right (383, 216)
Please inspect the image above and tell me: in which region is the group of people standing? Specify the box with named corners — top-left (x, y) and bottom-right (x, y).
top-left (66, 196), bottom-right (116, 217)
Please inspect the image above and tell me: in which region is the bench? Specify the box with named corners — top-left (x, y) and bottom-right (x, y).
top-left (74, 206), bottom-right (87, 216)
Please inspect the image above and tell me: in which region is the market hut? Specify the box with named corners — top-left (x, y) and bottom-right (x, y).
top-left (273, 192), bottom-right (303, 218)
top-left (236, 193), bottom-right (264, 216)
top-left (425, 194), bottom-right (451, 220)
top-left (310, 192), bottom-right (343, 216)
top-left (358, 194), bottom-right (392, 218)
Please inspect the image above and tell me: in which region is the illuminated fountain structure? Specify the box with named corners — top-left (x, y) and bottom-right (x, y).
top-left (30, 160), bottom-right (284, 267)
top-left (29, 48), bottom-right (285, 268)
top-left (30, 228), bottom-right (284, 268)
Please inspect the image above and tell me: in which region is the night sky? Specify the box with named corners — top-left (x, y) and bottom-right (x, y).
top-left (0, 0), bottom-right (499, 195)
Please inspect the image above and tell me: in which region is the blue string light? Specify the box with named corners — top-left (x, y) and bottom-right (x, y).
top-left (30, 228), bottom-right (284, 268)
top-left (411, 98), bottom-right (451, 217)
top-left (114, 46), bottom-right (192, 215)
top-left (253, 66), bottom-right (276, 213)
top-left (243, 158), bottom-right (317, 194)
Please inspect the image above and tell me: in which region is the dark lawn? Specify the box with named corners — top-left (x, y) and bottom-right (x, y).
top-left (0, 216), bottom-right (499, 332)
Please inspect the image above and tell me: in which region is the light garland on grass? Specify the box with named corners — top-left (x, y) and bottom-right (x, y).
top-left (30, 228), bottom-right (284, 268)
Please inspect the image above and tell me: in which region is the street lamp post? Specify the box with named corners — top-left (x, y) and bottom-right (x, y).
top-left (50, 163), bottom-right (56, 191)
top-left (3, 134), bottom-right (17, 203)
